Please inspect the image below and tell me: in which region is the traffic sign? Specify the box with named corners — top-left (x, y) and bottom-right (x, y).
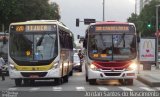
top-left (84, 19), bottom-right (95, 25)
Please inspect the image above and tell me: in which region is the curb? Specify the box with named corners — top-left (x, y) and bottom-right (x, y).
top-left (137, 75), bottom-right (160, 87)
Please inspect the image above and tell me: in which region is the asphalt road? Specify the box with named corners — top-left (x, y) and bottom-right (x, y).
top-left (0, 67), bottom-right (160, 97)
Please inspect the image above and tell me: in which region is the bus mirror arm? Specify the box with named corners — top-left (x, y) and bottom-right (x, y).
top-left (83, 39), bottom-right (87, 48)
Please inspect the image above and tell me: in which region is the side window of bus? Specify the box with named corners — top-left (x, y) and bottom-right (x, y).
top-left (69, 36), bottom-right (73, 49)
top-left (60, 30), bottom-right (73, 49)
top-left (60, 31), bottom-right (64, 48)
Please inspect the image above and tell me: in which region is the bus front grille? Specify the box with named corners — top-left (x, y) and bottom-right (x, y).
top-left (104, 73), bottom-right (121, 76)
top-left (21, 72), bottom-right (47, 77)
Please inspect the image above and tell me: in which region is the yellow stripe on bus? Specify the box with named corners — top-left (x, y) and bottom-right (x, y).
top-left (14, 64), bottom-right (53, 71)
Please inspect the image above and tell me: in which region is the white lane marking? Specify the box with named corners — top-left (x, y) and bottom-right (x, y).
top-left (29, 87), bottom-right (40, 91)
top-left (8, 88), bottom-right (18, 91)
top-left (140, 87), bottom-right (155, 91)
top-left (76, 86), bottom-right (85, 91)
top-left (119, 87), bottom-right (133, 91)
top-left (52, 87), bottom-right (62, 91)
top-left (98, 87), bottom-right (109, 91)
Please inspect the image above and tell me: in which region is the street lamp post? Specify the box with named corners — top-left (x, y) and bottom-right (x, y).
top-left (156, 4), bottom-right (160, 69)
top-left (103, 0), bottom-right (105, 21)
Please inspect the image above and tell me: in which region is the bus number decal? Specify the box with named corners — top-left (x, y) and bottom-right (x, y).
top-left (16, 26), bottom-right (25, 32)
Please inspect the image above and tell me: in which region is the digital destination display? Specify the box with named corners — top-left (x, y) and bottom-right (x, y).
top-left (12, 25), bottom-right (56, 32)
top-left (26, 25), bottom-right (52, 32)
top-left (96, 26), bottom-right (129, 31)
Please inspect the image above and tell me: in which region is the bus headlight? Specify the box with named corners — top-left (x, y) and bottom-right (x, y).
top-left (51, 62), bottom-right (59, 69)
top-left (89, 63), bottom-right (99, 71)
top-left (9, 64), bottom-right (16, 70)
top-left (127, 63), bottom-right (137, 71)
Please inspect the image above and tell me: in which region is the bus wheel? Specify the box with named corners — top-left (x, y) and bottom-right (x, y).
top-left (125, 79), bottom-right (133, 85)
top-left (55, 78), bottom-right (62, 85)
top-left (69, 70), bottom-right (73, 76)
top-left (89, 79), bottom-right (97, 85)
top-left (119, 79), bottom-right (124, 85)
top-left (85, 75), bottom-right (88, 82)
top-left (63, 75), bottom-right (68, 83)
top-left (15, 79), bottom-right (22, 86)
top-left (79, 68), bottom-right (82, 72)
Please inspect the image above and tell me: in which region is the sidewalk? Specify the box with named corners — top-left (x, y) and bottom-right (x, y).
top-left (137, 65), bottom-right (160, 87)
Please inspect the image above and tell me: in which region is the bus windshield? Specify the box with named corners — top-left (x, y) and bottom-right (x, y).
top-left (88, 32), bottom-right (136, 61)
top-left (9, 32), bottom-right (58, 62)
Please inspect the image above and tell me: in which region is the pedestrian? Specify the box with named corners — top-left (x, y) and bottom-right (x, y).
top-left (78, 50), bottom-right (83, 60)
top-left (78, 50), bottom-right (84, 65)
top-left (0, 57), bottom-right (5, 81)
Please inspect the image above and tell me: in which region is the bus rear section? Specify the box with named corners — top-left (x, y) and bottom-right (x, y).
top-left (8, 20), bottom-right (73, 86)
top-left (84, 21), bottom-right (138, 85)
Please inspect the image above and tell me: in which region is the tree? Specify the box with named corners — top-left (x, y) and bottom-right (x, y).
top-left (127, 0), bottom-right (160, 37)
top-left (0, 0), bottom-right (60, 31)
top-left (49, 2), bottom-right (61, 20)
top-left (127, 13), bottom-right (139, 31)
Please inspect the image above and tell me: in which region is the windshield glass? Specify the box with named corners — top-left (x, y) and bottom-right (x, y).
top-left (9, 32), bottom-right (58, 61)
top-left (88, 33), bottom-right (136, 61)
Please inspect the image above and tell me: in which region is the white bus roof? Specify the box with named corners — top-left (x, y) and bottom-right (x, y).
top-left (9, 20), bottom-right (73, 36)
top-left (10, 20), bottom-right (67, 29)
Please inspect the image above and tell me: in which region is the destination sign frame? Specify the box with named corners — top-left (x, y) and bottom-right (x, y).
top-left (89, 25), bottom-right (135, 33)
top-left (11, 24), bottom-right (57, 32)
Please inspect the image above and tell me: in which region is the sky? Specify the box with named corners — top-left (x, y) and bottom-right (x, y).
top-left (49, 0), bottom-right (136, 44)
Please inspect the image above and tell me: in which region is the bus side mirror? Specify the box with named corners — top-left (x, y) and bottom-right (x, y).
top-left (83, 39), bottom-right (87, 48)
top-left (3, 37), bottom-right (7, 44)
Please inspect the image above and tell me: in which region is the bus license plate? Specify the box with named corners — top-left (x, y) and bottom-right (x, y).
top-left (30, 75), bottom-right (39, 78)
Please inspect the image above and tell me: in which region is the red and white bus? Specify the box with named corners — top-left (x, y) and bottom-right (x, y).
top-left (83, 21), bottom-right (138, 85)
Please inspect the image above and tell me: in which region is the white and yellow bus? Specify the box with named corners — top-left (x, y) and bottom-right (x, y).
top-left (8, 20), bottom-right (74, 86)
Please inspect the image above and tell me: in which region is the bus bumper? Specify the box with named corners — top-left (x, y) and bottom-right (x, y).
top-left (9, 68), bottom-right (61, 79)
top-left (88, 68), bottom-right (136, 80)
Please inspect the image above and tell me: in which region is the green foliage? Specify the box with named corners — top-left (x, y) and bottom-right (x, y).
top-left (127, 0), bottom-right (160, 37)
top-left (0, 0), bottom-right (60, 31)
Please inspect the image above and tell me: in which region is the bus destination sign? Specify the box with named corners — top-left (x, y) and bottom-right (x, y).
top-left (13, 25), bottom-right (56, 32)
top-left (26, 25), bottom-right (52, 32)
top-left (95, 26), bottom-right (129, 32)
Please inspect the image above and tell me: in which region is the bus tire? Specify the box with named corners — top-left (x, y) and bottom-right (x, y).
top-left (89, 79), bottom-right (97, 85)
top-left (85, 75), bottom-right (88, 82)
top-left (119, 79), bottom-right (124, 85)
top-left (55, 78), bottom-right (62, 85)
top-left (125, 79), bottom-right (133, 85)
top-left (69, 70), bottom-right (73, 76)
top-left (79, 68), bottom-right (82, 72)
top-left (15, 79), bottom-right (22, 86)
top-left (63, 75), bottom-right (68, 83)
